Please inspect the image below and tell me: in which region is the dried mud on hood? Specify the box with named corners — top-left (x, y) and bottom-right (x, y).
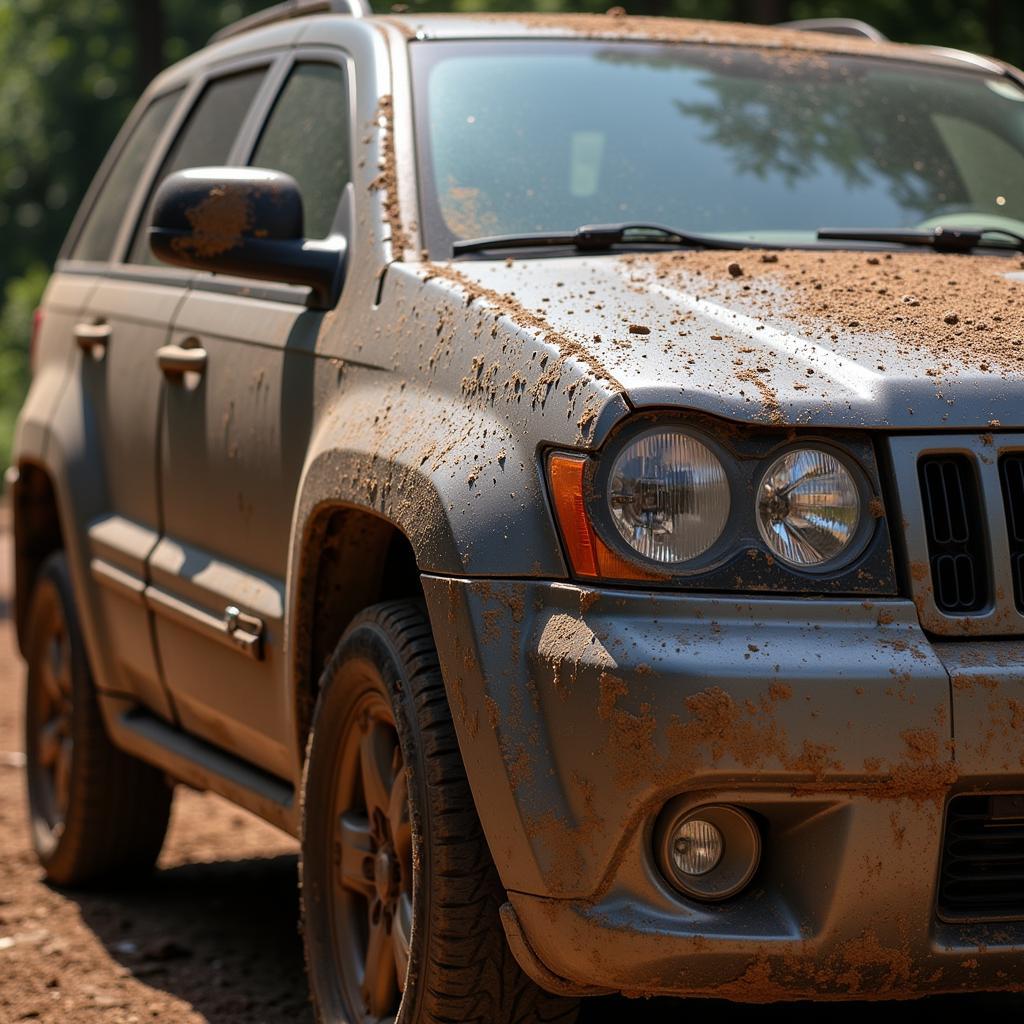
top-left (444, 250), bottom-right (1024, 430)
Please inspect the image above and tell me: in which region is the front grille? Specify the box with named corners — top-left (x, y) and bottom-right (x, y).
top-left (939, 794), bottom-right (1024, 922)
top-left (918, 455), bottom-right (989, 613)
top-left (890, 434), bottom-right (1024, 635)
top-left (1000, 454), bottom-right (1024, 612)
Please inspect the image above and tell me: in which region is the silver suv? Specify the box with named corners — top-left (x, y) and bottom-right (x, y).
top-left (12, 2), bottom-right (1024, 1018)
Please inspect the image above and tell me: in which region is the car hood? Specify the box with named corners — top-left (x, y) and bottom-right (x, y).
top-left (443, 249), bottom-right (1024, 430)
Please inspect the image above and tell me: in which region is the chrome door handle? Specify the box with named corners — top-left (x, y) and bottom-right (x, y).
top-left (224, 605), bottom-right (265, 659)
top-left (74, 320), bottom-right (111, 355)
top-left (157, 343), bottom-right (207, 379)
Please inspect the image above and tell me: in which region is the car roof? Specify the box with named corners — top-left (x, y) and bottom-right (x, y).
top-left (151, 10), bottom-right (1008, 98)
top-left (374, 12), bottom-right (1004, 74)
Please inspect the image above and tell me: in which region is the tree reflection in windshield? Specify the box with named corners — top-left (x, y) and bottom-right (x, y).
top-left (658, 50), bottom-right (962, 220)
top-left (413, 40), bottom-right (1024, 253)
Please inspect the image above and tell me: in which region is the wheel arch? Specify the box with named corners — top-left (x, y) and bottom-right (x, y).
top-left (290, 500), bottom-right (423, 759)
top-left (10, 460), bottom-right (65, 652)
top-left (282, 372), bottom-right (572, 771)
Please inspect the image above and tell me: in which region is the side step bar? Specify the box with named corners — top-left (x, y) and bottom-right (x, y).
top-left (109, 707), bottom-right (297, 836)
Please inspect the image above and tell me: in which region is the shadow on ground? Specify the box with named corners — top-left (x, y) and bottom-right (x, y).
top-left (69, 854), bottom-right (314, 1023)
top-left (57, 848), bottom-right (1024, 1023)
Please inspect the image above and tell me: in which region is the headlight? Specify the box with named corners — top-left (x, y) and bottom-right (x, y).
top-left (546, 419), bottom-right (888, 592)
top-left (756, 449), bottom-right (860, 568)
top-left (608, 429), bottom-right (730, 565)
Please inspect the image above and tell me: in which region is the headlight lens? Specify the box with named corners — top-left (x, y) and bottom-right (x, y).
top-left (756, 449), bottom-right (860, 568)
top-left (608, 430), bottom-right (730, 564)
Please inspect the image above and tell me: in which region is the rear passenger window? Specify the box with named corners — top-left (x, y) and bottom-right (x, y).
top-left (251, 63), bottom-right (350, 239)
top-left (128, 68), bottom-right (266, 265)
top-left (70, 90), bottom-right (181, 263)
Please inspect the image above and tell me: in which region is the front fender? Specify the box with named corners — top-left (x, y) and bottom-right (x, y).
top-left (290, 372), bottom-right (572, 579)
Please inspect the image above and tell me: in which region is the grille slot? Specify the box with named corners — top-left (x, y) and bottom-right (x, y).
top-left (918, 455), bottom-right (989, 613)
top-left (939, 795), bottom-right (1024, 922)
top-left (1000, 454), bottom-right (1024, 611)
top-left (890, 434), bottom-right (1024, 636)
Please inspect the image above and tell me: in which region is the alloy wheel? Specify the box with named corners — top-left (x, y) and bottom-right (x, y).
top-left (331, 685), bottom-right (413, 1021)
top-left (28, 596), bottom-right (74, 837)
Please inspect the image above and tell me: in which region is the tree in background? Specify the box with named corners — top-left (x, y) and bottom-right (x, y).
top-left (0, 0), bottom-right (266, 457)
top-left (0, 0), bottom-right (1021, 460)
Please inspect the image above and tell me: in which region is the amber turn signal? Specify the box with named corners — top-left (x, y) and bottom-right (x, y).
top-left (547, 453), bottom-right (666, 582)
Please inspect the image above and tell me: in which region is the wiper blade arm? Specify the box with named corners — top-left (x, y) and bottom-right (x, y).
top-left (453, 223), bottom-right (1024, 257)
top-left (817, 225), bottom-right (1024, 253)
top-left (452, 222), bottom-right (751, 256)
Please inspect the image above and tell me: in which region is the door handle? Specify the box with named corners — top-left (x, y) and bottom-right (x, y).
top-left (157, 343), bottom-right (207, 379)
top-left (74, 320), bottom-right (111, 356)
top-left (224, 605), bottom-right (265, 659)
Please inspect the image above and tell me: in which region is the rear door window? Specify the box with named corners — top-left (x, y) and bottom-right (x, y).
top-left (128, 68), bottom-right (266, 265)
top-left (70, 90), bottom-right (182, 263)
top-left (250, 62), bottom-right (351, 239)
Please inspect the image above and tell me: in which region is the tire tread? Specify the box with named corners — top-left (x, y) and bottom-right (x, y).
top-left (26, 552), bottom-right (172, 886)
top-left (303, 599), bottom-right (578, 1024)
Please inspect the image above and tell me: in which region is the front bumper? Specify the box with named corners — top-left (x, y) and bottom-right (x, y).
top-left (422, 576), bottom-right (1024, 1000)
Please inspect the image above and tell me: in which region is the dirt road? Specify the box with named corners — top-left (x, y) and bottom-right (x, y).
top-left (0, 516), bottom-right (311, 1023)
top-left (1, 516), bottom-right (1021, 1022)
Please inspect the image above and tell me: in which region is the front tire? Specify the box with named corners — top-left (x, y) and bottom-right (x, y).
top-left (24, 552), bottom-right (173, 885)
top-left (300, 600), bottom-right (579, 1024)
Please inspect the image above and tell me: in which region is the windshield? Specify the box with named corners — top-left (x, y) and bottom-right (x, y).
top-left (411, 40), bottom-right (1024, 255)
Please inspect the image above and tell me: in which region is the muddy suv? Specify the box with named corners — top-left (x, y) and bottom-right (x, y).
top-left (12, 1), bottom-right (1024, 1017)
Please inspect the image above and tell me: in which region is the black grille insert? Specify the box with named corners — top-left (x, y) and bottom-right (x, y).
top-left (1000, 454), bottom-right (1024, 612)
top-left (918, 455), bottom-right (989, 613)
top-left (939, 794), bottom-right (1024, 922)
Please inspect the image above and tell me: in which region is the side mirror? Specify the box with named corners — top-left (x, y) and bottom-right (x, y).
top-left (149, 166), bottom-right (345, 308)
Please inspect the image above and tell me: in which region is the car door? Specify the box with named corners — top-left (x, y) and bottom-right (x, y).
top-left (65, 84), bottom-right (188, 719)
top-left (77, 58), bottom-right (277, 722)
top-left (146, 54), bottom-right (354, 779)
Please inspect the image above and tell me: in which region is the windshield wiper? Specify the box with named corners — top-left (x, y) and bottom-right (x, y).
top-left (452, 222), bottom-right (756, 257)
top-left (817, 225), bottom-right (1024, 253)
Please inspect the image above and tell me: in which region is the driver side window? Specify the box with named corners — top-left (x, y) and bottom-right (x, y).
top-left (127, 68), bottom-right (267, 265)
top-left (250, 62), bottom-right (351, 240)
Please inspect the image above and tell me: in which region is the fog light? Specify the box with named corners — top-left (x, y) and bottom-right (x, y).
top-left (656, 802), bottom-right (761, 902)
top-left (671, 819), bottom-right (723, 876)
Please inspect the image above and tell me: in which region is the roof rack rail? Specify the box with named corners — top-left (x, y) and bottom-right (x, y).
top-left (777, 18), bottom-right (888, 42)
top-left (210, 0), bottom-right (372, 45)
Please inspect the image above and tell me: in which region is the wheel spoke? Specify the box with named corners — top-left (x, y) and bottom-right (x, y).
top-left (338, 811), bottom-right (375, 898)
top-left (57, 642), bottom-right (72, 696)
top-left (48, 631), bottom-right (72, 697)
top-left (392, 893), bottom-right (412, 991)
top-left (38, 718), bottom-right (64, 768)
top-left (38, 661), bottom-right (63, 708)
top-left (360, 720), bottom-right (396, 820)
top-left (362, 906), bottom-right (398, 1016)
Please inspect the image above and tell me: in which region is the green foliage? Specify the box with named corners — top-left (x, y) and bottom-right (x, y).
top-left (0, 1), bottom-right (267, 293)
top-left (0, 0), bottom-right (131, 288)
top-left (0, 1), bottom-right (265, 465)
top-left (0, 0), bottom-right (1022, 466)
top-left (0, 264), bottom-right (48, 461)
